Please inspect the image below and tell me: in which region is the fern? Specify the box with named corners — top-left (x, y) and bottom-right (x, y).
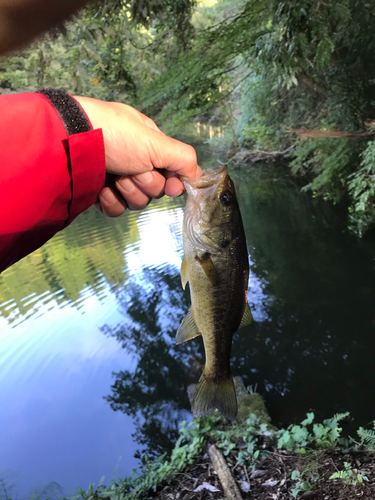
top-left (357, 426), bottom-right (375, 450)
top-left (330, 470), bottom-right (351, 481)
top-left (333, 412), bottom-right (350, 423)
top-left (329, 462), bottom-right (364, 485)
top-left (348, 140), bottom-right (375, 235)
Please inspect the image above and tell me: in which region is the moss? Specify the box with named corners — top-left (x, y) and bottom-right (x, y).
top-left (237, 393), bottom-right (272, 427)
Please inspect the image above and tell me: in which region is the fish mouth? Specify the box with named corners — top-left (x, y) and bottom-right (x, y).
top-left (181, 164), bottom-right (227, 189)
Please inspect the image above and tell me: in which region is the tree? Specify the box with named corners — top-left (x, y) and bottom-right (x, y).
top-left (3, 0), bottom-right (375, 233)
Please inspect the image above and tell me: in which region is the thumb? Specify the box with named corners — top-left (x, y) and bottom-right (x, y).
top-left (148, 129), bottom-right (199, 178)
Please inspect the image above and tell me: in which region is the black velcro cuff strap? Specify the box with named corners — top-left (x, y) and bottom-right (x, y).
top-left (37, 88), bottom-right (92, 136)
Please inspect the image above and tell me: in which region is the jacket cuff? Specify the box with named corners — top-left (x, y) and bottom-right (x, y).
top-left (66, 128), bottom-right (106, 225)
top-left (36, 89), bottom-right (106, 225)
top-left (37, 88), bottom-right (92, 135)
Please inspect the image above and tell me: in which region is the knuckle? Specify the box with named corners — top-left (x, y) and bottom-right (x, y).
top-left (128, 197), bottom-right (152, 211)
top-left (147, 117), bottom-right (157, 128)
top-left (185, 145), bottom-right (198, 168)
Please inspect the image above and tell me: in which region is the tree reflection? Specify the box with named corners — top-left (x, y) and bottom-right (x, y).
top-left (231, 166), bottom-right (375, 428)
top-left (0, 209), bottom-right (135, 322)
top-left (101, 267), bottom-right (204, 457)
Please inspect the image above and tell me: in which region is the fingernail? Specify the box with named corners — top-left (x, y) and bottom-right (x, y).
top-left (101, 188), bottom-right (115, 204)
top-left (117, 178), bottom-right (136, 194)
top-left (134, 171), bottom-right (153, 186)
top-left (174, 189), bottom-right (185, 197)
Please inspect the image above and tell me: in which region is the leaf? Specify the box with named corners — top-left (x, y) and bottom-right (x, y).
top-left (333, 412), bottom-right (350, 423)
top-left (301, 413), bottom-right (314, 426)
top-left (262, 480), bottom-right (278, 487)
top-left (239, 480), bottom-right (250, 492)
top-left (194, 482), bottom-right (220, 492)
top-left (292, 425), bottom-right (308, 442)
top-left (291, 470), bottom-right (300, 480)
top-left (250, 470), bottom-right (267, 479)
top-left (313, 424), bottom-right (323, 438)
top-left (296, 447), bottom-right (306, 454)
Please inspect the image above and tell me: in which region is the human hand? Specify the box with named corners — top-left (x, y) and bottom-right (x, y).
top-left (74, 96), bottom-right (202, 217)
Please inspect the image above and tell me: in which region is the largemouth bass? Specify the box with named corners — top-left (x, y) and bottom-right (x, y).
top-left (177, 164), bottom-right (253, 420)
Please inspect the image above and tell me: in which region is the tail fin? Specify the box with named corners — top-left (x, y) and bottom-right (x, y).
top-left (192, 372), bottom-right (237, 420)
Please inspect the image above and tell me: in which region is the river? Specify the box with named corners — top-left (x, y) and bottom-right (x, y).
top-left (1, 133), bottom-right (375, 497)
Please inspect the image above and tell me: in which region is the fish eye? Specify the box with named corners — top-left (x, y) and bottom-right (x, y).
top-left (220, 191), bottom-right (232, 205)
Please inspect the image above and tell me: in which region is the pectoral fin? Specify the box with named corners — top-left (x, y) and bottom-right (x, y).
top-left (239, 302), bottom-right (254, 329)
top-left (176, 307), bottom-right (201, 344)
top-left (196, 253), bottom-right (220, 286)
top-left (180, 255), bottom-right (189, 290)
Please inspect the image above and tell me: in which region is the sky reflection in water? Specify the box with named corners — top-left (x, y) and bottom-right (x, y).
top-left (0, 201), bottom-right (191, 496)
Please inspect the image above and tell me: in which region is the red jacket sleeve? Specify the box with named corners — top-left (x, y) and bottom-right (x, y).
top-left (0, 92), bottom-right (106, 273)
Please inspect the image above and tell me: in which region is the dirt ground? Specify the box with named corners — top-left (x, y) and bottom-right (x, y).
top-left (152, 447), bottom-right (375, 500)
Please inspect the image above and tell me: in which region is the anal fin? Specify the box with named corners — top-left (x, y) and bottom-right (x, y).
top-left (176, 307), bottom-right (201, 344)
top-left (239, 302), bottom-right (254, 329)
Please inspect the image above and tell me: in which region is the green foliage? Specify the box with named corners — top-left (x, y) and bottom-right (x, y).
top-left (357, 422), bottom-right (375, 451)
top-left (348, 140), bottom-right (375, 235)
top-left (290, 470), bottom-right (312, 498)
top-left (276, 412), bottom-right (349, 452)
top-left (94, 0), bottom-right (197, 47)
top-left (148, 0), bottom-right (375, 234)
top-left (0, 478), bottom-right (14, 500)
top-left (3, 0), bottom-right (375, 232)
top-left (329, 462), bottom-right (364, 485)
top-left (212, 411), bottom-right (351, 472)
top-left (3, 0), bottom-right (375, 236)
top-left (290, 138), bottom-right (357, 202)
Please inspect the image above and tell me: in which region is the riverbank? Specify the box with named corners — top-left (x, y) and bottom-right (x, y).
top-left (154, 447), bottom-right (375, 500)
top-left (63, 380), bottom-right (375, 500)
top-left (151, 381), bottom-right (375, 500)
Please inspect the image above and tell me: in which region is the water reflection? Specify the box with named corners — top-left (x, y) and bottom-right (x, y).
top-left (194, 122), bottom-right (224, 139)
top-left (232, 167), bottom-right (375, 426)
top-left (2, 158), bottom-right (375, 494)
top-left (101, 267), bottom-right (194, 458)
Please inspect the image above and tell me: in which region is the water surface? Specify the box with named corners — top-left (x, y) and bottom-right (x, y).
top-left (1, 146), bottom-right (375, 496)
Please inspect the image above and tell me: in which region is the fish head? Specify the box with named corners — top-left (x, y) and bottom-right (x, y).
top-left (182, 165), bottom-right (241, 252)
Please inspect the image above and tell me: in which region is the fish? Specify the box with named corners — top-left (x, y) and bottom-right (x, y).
top-left (176, 164), bottom-right (253, 420)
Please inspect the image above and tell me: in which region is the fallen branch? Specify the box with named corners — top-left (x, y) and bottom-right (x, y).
top-left (229, 143), bottom-right (297, 164)
top-left (208, 444), bottom-right (243, 500)
top-left (250, 144), bottom-right (297, 156)
top-left (286, 127), bottom-right (375, 140)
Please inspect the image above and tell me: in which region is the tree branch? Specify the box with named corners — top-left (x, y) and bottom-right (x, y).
top-left (208, 444), bottom-right (243, 500)
top-left (286, 127), bottom-right (375, 140)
